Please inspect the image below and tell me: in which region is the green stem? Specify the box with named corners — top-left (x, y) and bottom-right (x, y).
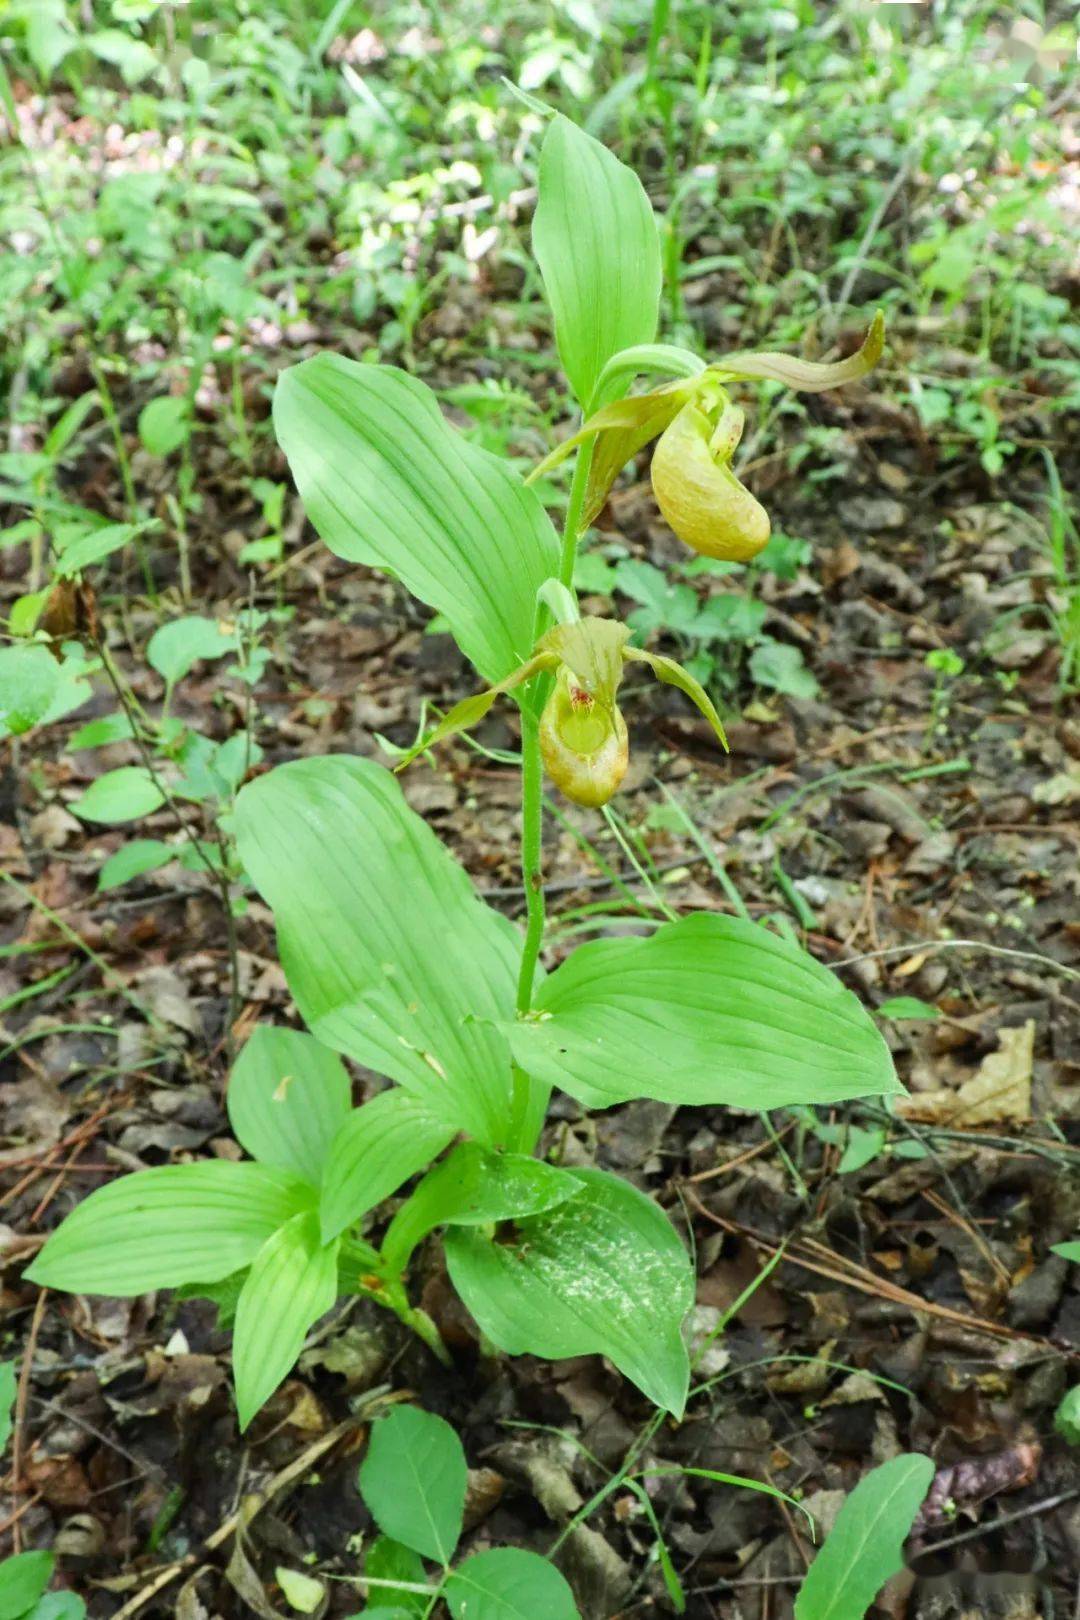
top-left (515, 703), bottom-right (546, 1016)
top-left (557, 438), bottom-right (594, 590)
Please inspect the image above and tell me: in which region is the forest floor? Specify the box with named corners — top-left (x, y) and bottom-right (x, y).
top-left (2, 5), bottom-right (1080, 1618)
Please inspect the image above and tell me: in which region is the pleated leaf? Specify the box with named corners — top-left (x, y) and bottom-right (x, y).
top-left (227, 1025), bottom-right (352, 1187)
top-left (233, 1210), bottom-right (338, 1430)
top-left (320, 1090), bottom-right (456, 1243)
top-left (27, 1163), bottom-right (310, 1296)
top-left (273, 357), bottom-right (558, 683)
top-left (508, 914), bottom-right (898, 1111)
top-left (533, 114), bottom-right (662, 410)
top-left (234, 756), bottom-right (537, 1147)
top-left (445, 1168), bottom-right (692, 1416)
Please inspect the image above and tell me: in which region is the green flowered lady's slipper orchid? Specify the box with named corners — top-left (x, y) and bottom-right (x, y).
top-left (527, 312), bottom-right (886, 545)
top-left (395, 615), bottom-right (727, 807)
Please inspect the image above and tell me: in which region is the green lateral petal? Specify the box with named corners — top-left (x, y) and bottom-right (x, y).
top-left (623, 644), bottom-right (728, 749)
top-left (394, 652), bottom-right (556, 771)
top-left (713, 310), bottom-right (885, 393)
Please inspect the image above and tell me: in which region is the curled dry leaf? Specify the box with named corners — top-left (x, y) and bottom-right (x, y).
top-left (897, 1020), bottom-right (1034, 1127)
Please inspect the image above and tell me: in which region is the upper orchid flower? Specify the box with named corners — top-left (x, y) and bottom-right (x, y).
top-left (395, 616), bottom-right (726, 809)
top-left (527, 313), bottom-right (885, 559)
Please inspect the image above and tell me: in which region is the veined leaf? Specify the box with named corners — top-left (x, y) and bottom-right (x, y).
top-left (27, 1163), bottom-right (310, 1295)
top-left (235, 756), bottom-right (540, 1148)
top-left (795, 1453), bottom-right (934, 1620)
top-left (508, 914), bottom-right (898, 1111)
top-left (363, 1537), bottom-right (428, 1618)
top-left (446, 1167), bottom-right (692, 1416)
top-left (233, 1210), bottom-right (338, 1430)
top-left (320, 1090), bottom-right (455, 1243)
top-left (273, 357), bottom-right (557, 683)
top-left (381, 1142), bottom-right (583, 1272)
top-left (71, 766), bottom-right (165, 825)
top-left (532, 114), bottom-right (662, 410)
top-left (227, 1025), bottom-right (352, 1187)
top-left (0, 1551), bottom-right (53, 1620)
top-left (358, 1406), bottom-right (466, 1566)
top-left (0, 645), bottom-right (61, 737)
top-left (0, 1361), bottom-right (15, 1454)
top-left (444, 1549), bottom-right (580, 1620)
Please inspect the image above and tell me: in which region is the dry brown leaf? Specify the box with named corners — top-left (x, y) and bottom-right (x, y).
top-left (897, 1020), bottom-right (1034, 1126)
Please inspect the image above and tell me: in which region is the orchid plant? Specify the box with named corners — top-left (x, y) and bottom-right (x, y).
top-left (29, 111), bottom-right (897, 1431)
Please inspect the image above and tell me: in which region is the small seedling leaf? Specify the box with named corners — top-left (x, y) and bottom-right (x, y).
top-left (71, 766), bottom-right (165, 825)
top-left (358, 1406), bottom-right (466, 1565)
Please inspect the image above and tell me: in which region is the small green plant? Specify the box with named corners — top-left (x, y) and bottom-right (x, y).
top-left (349, 1405), bottom-right (580, 1619)
top-left (923, 646), bottom-right (964, 752)
top-left (0, 1361), bottom-right (85, 1618)
top-left (27, 110), bottom-right (897, 1432)
top-left (794, 1453), bottom-right (934, 1620)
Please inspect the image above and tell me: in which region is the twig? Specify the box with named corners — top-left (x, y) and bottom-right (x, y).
top-left (837, 937), bottom-right (1080, 984)
top-left (919, 1488), bottom-right (1080, 1556)
top-left (107, 1420), bottom-right (358, 1620)
top-left (11, 1291), bottom-right (47, 1553)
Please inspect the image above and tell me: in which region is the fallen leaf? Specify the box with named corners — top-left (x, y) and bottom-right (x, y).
top-left (897, 1021), bottom-right (1034, 1126)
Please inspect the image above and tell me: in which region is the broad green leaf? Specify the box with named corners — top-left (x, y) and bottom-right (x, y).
top-left (381, 1142), bottom-right (583, 1272)
top-left (748, 640), bottom-right (819, 699)
top-left (0, 645), bottom-right (60, 737)
top-left (446, 1167), bottom-right (692, 1416)
top-left (445, 1549), bottom-right (580, 1620)
top-left (364, 1537), bottom-right (427, 1617)
top-left (147, 615), bottom-right (240, 684)
top-left (27, 1596), bottom-right (86, 1620)
top-left (228, 1026), bottom-right (352, 1187)
top-left (1054, 1241), bottom-right (1080, 1263)
top-left (86, 29), bottom-right (158, 84)
top-left (138, 395), bottom-right (190, 457)
top-left (97, 838), bottom-right (175, 892)
top-left (358, 1406), bottom-right (466, 1565)
top-left (508, 914), bottom-right (898, 1112)
top-left (1055, 1387), bottom-right (1080, 1445)
top-left (532, 114), bottom-right (661, 410)
top-left (320, 1090), bottom-right (455, 1244)
top-left (273, 357), bottom-right (558, 683)
top-left (0, 1361), bottom-right (14, 1454)
top-left (55, 522), bottom-right (144, 576)
top-left (877, 996), bottom-right (940, 1021)
top-left (233, 1211), bottom-right (338, 1430)
top-left (70, 712), bottom-right (135, 749)
top-left (0, 1551), bottom-right (52, 1620)
top-left (27, 1163), bottom-right (310, 1296)
top-left (235, 756), bottom-right (538, 1148)
top-left (837, 1127), bottom-right (887, 1175)
top-left (795, 1454), bottom-right (934, 1620)
top-left (71, 766), bottom-right (165, 824)
top-left (275, 1567), bottom-right (324, 1614)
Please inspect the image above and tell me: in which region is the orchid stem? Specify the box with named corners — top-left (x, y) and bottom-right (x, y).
top-left (557, 437), bottom-right (593, 590)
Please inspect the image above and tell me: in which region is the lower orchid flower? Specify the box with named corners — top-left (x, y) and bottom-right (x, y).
top-left (395, 616), bottom-right (726, 808)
